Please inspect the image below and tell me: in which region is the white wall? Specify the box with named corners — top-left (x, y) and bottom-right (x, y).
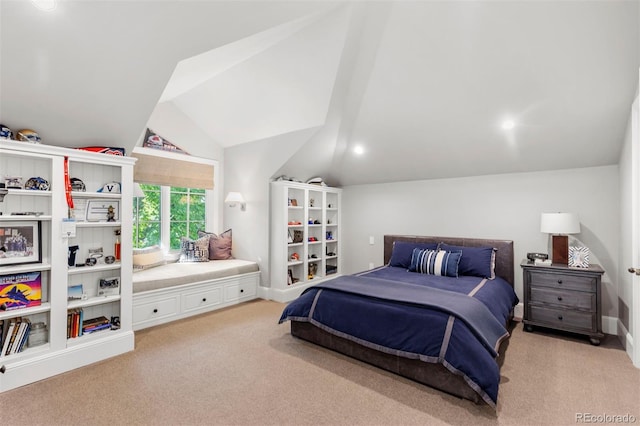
top-left (223, 127), bottom-right (320, 287)
top-left (341, 166), bottom-right (620, 317)
top-left (619, 106), bottom-right (633, 338)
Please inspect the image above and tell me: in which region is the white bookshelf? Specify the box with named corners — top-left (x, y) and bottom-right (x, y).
top-left (0, 140), bottom-right (135, 392)
top-left (269, 181), bottom-right (342, 302)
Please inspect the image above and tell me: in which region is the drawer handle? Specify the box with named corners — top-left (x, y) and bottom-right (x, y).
top-left (202, 298), bottom-right (207, 302)
top-left (240, 289), bottom-right (244, 293)
top-left (0, 365), bottom-right (5, 374)
top-left (153, 308), bottom-right (158, 313)
top-left (557, 280), bottom-right (563, 284)
top-left (557, 315), bottom-right (563, 321)
top-left (557, 296), bottom-right (563, 301)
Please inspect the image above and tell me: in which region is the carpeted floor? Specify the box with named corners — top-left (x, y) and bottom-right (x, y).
top-left (1, 299), bottom-right (638, 425)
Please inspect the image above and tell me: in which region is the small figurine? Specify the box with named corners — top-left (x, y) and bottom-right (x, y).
top-left (107, 205), bottom-right (115, 222)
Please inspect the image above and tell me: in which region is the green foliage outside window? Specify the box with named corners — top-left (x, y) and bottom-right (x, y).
top-left (133, 185), bottom-right (207, 250)
top-left (133, 184), bottom-right (161, 248)
top-left (169, 187), bottom-right (206, 249)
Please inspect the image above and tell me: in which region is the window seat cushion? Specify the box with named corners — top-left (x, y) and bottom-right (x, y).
top-left (132, 259), bottom-right (259, 293)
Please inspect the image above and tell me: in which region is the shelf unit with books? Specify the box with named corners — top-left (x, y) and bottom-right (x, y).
top-left (269, 180), bottom-right (342, 302)
top-left (0, 140), bottom-right (135, 392)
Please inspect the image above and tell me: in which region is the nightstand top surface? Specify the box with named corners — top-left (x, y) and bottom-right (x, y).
top-left (520, 259), bottom-right (604, 274)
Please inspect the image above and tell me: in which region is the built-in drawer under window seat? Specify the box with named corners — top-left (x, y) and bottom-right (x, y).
top-left (132, 259), bottom-right (260, 330)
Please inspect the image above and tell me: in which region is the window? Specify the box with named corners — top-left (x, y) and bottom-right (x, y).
top-left (133, 184), bottom-right (161, 248)
top-left (133, 185), bottom-right (208, 250)
top-left (169, 187), bottom-right (206, 250)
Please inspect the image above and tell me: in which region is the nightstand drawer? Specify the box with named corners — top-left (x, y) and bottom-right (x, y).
top-left (530, 286), bottom-right (595, 311)
top-left (529, 305), bottom-right (594, 331)
top-left (529, 271), bottom-right (596, 292)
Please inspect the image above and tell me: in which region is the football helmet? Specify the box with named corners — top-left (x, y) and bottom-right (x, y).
top-left (16, 129), bottom-right (41, 143)
top-left (25, 177), bottom-right (50, 191)
top-left (70, 177), bottom-right (86, 192)
top-left (0, 124), bottom-right (13, 140)
top-left (97, 182), bottom-right (121, 194)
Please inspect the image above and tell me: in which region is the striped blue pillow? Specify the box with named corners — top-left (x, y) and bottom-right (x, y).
top-left (409, 248), bottom-right (462, 277)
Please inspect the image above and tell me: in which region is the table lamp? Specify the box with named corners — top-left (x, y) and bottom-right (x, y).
top-left (541, 212), bottom-right (580, 264)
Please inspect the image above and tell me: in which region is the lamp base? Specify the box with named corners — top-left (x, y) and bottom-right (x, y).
top-left (552, 235), bottom-right (569, 265)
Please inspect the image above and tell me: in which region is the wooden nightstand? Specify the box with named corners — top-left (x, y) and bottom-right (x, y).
top-left (521, 260), bottom-right (604, 345)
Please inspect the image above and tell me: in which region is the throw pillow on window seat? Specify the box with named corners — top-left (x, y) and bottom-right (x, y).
top-left (178, 234), bottom-right (210, 263)
top-left (133, 245), bottom-right (166, 270)
top-left (198, 229), bottom-right (233, 260)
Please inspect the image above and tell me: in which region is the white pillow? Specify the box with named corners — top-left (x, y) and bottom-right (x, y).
top-left (133, 245), bottom-right (166, 270)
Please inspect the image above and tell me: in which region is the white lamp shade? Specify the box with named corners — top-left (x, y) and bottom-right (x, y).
top-left (133, 182), bottom-right (145, 198)
top-left (225, 192), bottom-right (245, 204)
top-left (540, 212), bottom-right (580, 234)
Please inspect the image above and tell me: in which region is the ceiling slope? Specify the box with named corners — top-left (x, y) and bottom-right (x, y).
top-left (1, 1), bottom-right (638, 187)
top-left (0, 0), bottom-right (338, 152)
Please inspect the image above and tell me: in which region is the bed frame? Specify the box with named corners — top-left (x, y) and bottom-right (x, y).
top-left (290, 235), bottom-right (515, 405)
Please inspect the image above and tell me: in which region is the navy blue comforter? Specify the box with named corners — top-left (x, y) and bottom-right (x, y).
top-left (279, 266), bottom-right (519, 408)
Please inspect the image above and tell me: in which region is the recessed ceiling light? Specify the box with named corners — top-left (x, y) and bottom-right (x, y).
top-left (31, 0), bottom-right (57, 11)
top-left (501, 120), bottom-right (515, 130)
top-left (353, 145), bottom-right (364, 155)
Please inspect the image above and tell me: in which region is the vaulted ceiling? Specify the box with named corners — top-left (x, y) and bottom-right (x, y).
top-left (1, 1), bottom-right (638, 186)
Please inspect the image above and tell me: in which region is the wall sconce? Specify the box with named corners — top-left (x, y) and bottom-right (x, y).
top-left (541, 212), bottom-right (580, 264)
top-left (225, 192), bottom-right (246, 211)
top-left (133, 182), bottom-right (145, 199)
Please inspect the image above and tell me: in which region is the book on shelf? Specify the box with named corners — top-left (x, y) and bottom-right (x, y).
top-left (1, 317), bottom-right (29, 356)
top-left (67, 308), bottom-right (85, 338)
top-left (1, 320), bottom-right (16, 356)
top-left (11, 319), bottom-right (30, 355)
top-left (82, 315), bottom-right (110, 333)
top-left (83, 323), bottom-right (111, 334)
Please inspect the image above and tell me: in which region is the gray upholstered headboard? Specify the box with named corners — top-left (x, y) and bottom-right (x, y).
top-left (383, 235), bottom-right (515, 287)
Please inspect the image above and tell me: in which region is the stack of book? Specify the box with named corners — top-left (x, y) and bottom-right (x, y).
top-left (0, 317), bottom-right (32, 356)
top-left (82, 316), bottom-right (111, 334)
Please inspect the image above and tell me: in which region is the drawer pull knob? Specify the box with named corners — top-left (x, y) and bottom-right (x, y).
top-left (202, 298), bottom-right (207, 302)
top-left (240, 289), bottom-right (244, 293)
top-left (557, 280), bottom-right (563, 284)
top-left (0, 365), bottom-right (5, 374)
top-left (153, 308), bottom-right (158, 313)
top-left (557, 296), bottom-right (563, 301)
top-left (558, 315), bottom-right (563, 320)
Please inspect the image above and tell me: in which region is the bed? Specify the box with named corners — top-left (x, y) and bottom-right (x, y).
top-left (279, 235), bottom-right (518, 408)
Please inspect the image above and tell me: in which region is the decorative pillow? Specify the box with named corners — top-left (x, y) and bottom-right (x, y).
top-left (389, 241), bottom-right (439, 269)
top-left (438, 244), bottom-right (496, 279)
top-left (179, 235), bottom-right (210, 263)
top-left (409, 248), bottom-right (461, 277)
top-left (198, 229), bottom-right (233, 260)
top-left (133, 245), bottom-right (166, 271)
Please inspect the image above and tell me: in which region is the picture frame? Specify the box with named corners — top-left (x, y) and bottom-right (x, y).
top-left (98, 276), bottom-right (120, 297)
top-left (86, 200), bottom-right (119, 222)
top-left (0, 221), bottom-right (42, 266)
top-left (0, 271), bottom-right (42, 310)
top-left (569, 246), bottom-right (590, 268)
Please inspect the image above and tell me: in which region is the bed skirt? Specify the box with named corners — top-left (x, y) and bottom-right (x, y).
top-left (290, 320), bottom-right (512, 405)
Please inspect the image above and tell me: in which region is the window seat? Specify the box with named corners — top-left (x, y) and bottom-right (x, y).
top-left (132, 259), bottom-right (260, 330)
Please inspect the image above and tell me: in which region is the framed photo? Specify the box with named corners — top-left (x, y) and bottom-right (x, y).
top-left (569, 246), bottom-right (590, 268)
top-left (0, 271), bottom-right (42, 310)
top-left (0, 221), bottom-right (42, 266)
top-left (86, 200), bottom-right (119, 222)
top-left (98, 276), bottom-right (120, 297)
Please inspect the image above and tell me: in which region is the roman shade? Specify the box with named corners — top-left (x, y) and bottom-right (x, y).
top-left (132, 149), bottom-right (214, 190)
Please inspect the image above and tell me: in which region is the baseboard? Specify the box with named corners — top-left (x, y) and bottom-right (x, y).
top-left (513, 302), bottom-right (523, 321)
top-left (617, 319), bottom-right (635, 364)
